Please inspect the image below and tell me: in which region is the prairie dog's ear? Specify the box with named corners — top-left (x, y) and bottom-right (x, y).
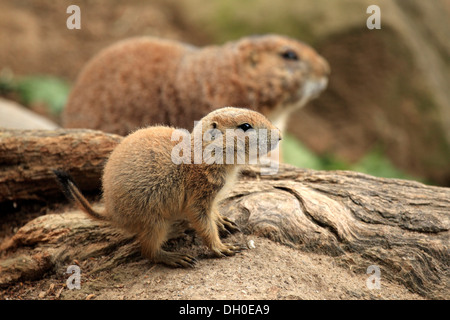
top-left (208, 122), bottom-right (222, 140)
top-left (234, 39), bottom-right (260, 67)
top-left (249, 51), bottom-right (259, 67)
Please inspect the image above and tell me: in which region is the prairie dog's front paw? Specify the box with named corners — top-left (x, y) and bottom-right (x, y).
top-left (217, 215), bottom-right (241, 237)
top-left (211, 243), bottom-right (245, 258)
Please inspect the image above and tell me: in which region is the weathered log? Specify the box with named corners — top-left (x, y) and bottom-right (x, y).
top-left (223, 166), bottom-right (450, 299)
top-left (0, 129), bottom-right (448, 299)
top-left (0, 129), bottom-right (122, 206)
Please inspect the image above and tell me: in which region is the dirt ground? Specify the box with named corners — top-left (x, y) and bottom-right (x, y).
top-left (1, 231), bottom-right (423, 300)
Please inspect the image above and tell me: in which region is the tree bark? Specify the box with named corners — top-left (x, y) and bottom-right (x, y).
top-left (223, 166), bottom-right (450, 299)
top-left (0, 129), bottom-right (448, 299)
top-left (0, 129), bottom-right (122, 205)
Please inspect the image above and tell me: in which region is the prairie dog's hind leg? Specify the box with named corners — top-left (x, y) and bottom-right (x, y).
top-left (138, 220), bottom-right (197, 268)
top-left (166, 219), bottom-right (191, 240)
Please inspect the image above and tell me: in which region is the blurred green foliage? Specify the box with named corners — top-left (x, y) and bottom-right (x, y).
top-left (282, 133), bottom-right (418, 181)
top-left (210, 0), bottom-right (315, 44)
top-left (0, 75), bottom-right (70, 115)
top-left (199, 0), bottom-right (321, 45)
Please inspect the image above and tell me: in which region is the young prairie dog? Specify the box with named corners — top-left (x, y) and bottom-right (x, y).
top-left (62, 34), bottom-right (329, 135)
top-left (55, 107), bottom-right (281, 267)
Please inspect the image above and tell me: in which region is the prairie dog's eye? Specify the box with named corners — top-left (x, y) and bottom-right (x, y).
top-left (237, 123), bottom-right (253, 132)
top-left (280, 49), bottom-right (299, 61)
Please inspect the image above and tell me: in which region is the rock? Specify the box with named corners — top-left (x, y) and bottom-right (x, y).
top-left (0, 98), bottom-right (59, 130)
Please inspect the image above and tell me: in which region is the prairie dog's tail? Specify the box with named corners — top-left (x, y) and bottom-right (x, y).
top-left (53, 169), bottom-right (106, 221)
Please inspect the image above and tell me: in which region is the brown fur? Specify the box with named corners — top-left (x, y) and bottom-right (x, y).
top-left (56, 107), bottom-right (281, 267)
top-left (63, 34), bottom-right (329, 135)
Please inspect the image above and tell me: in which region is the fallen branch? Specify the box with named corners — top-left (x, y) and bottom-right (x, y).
top-left (0, 129), bottom-right (448, 299)
top-left (0, 129), bottom-right (122, 205)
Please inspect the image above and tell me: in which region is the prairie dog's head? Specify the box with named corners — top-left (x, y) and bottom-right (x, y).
top-left (228, 34), bottom-right (330, 117)
top-left (192, 107), bottom-right (281, 165)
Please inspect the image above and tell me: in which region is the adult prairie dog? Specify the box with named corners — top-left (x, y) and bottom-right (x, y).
top-left (55, 107), bottom-right (281, 267)
top-left (63, 34), bottom-right (329, 135)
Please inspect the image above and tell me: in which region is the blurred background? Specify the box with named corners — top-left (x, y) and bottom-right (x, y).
top-left (0, 0), bottom-right (449, 186)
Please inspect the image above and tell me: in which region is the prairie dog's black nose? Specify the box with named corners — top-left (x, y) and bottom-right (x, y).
top-left (278, 129), bottom-right (283, 141)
